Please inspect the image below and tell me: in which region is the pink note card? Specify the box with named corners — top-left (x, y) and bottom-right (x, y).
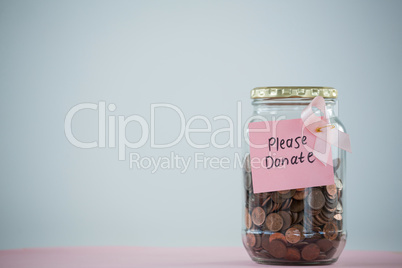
top-left (248, 119), bottom-right (334, 193)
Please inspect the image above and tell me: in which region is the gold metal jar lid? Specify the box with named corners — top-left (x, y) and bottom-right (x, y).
top-left (251, 86), bottom-right (338, 99)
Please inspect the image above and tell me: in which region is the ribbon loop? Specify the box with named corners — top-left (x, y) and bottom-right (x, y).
top-left (301, 96), bottom-right (352, 165)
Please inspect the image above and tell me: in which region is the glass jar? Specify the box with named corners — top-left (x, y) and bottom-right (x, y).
top-left (242, 87), bottom-right (347, 265)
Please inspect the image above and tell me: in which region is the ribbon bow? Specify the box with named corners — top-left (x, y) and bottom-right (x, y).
top-left (301, 96), bottom-right (352, 165)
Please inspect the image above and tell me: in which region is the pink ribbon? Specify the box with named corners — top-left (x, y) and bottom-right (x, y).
top-left (301, 96), bottom-right (352, 166)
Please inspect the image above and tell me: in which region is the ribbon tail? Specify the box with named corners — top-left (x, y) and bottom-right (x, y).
top-left (313, 136), bottom-right (333, 166)
top-left (337, 130), bottom-right (352, 153)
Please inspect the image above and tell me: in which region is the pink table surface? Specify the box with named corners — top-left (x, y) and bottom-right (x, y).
top-left (0, 247), bottom-right (401, 268)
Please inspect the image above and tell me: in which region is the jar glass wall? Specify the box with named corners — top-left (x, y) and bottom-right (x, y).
top-left (242, 92), bottom-right (347, 265)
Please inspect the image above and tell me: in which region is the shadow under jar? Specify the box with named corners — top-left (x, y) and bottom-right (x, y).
top-left (242, 87), bottom-right (347, 265)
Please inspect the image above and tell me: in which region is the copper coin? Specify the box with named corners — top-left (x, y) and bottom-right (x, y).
top-left (271, 192), bottom-right (286, 203)
top-left (308, 189), bottom-right (325, 210)
top-left (265, 199), bottom-right (274, 214)
top-left (246, 233), bottom-right (256, 247)
top-left (313, 214), bottom-right (326, 226)
top-left (324, 198), bottom-right (338, 211)
top-left (326, 184), bottom-right (337, 196)
top-left (272, 202), bottom-right (281, 212)
top-left (296, 188), bottom-right (305, 191)
top-left (254, 192), bottom-right (269, 206)
top-left (312, 217), bottom-right (321, 227)
top-left (291, 212), bottom-right (298, 224)
top-left (326, 192), bottom-right (337, 201)
top-left (261, 234), bottom-right (270, 251)
top-left (278, 211), bottom-right (292, 231)
top-left (285, 227), bottom-right (301, 244)
top-left (321, 208), bottom-right (335, 220)
top-left (251, 207), bottom-right (266, 226)
top-left (294, 241), bottom-right (309, 249)
top-left (292, 224), bottom-right (303, 232)
top-left (267, 240), bottom-right (287, 259)
top-left (249, 194), bottom-right (260, 207)
top-left (323, 222), bottom-right (338, 240)
top-left (285, 247), bottom-right (301, 261)
top-left (301, 243), bottom-right (320, 261)
top-left (290, 199), bottom-right (304, 213)
top-left (292, 224), bottom-right (305, 241)
top-left (316, 239), bottom-right (333, 252)
top-left (280, 189), bottom-right (296, 199)
top-left (325, 192), bottom-right (338, 204)
top-left (311, 227), bottom-right (322, 239)
top-left (293, 190), bottom-right (307, 200)
top-left (265, 213), bottom-right (284, 232)
top-left (311, 208), bottom-right (321, 216)
top-left (261, 196), bottom-right (272, 207)
top-left (269, 232), bottom-right (287, 243)
top-left (278, 190), bottom-right (290, 195)
top-left (324, 205), bottom-right (337, 213)
top-left (281, 198), bottom-right (292, 210)
top-left (296, 211), bottom-right (304, 224)
top-left (245, 209), bottom-right (252, 229)
top-left (254, 234), bottom-right (262, 249)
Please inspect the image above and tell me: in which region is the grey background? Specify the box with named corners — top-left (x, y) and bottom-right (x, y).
top-left (1, 0), bottom-right (401, 251)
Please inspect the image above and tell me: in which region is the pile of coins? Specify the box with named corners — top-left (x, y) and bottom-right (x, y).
top-left (242, 157), bottom-right (346, 264)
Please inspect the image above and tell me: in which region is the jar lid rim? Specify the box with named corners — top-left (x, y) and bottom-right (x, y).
top-left (251, 86), bottom-right (338, 99)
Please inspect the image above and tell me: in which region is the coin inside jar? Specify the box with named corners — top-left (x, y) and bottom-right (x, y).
top-left (285, 227), bottom-right (301, 244)
top-left (254, 234), bottom-right (262, 249)
top-left (251, 207), bottom-right (266, 226)
top-left (323, 222), bottom-right (338, 240)
top-left (266, 240), bottom-right (287, 259)
top-left (280, 198), bottom-right (292, 210)
top-left (261, 233), bottom-right (270, 251)
top-left (246, 233), bottom-right (256, 247)
top-left (242, 88), bottom-right (348, 265)
top-left (316, 239), bottom-right (333, 252)
top-left (285, 247), bottom-right (301, 261)
top-left (278, 211), bottom-right (292, 231)
top-left (307, 188), bottom-right (325, 210)
top-left (301, 243), bottom-right (320, 261)
top-left (278, 190), bottom-right (290, 195)
top-left (293, 190), bottom-right (307, 200)
top-left (271, 192), bottom-right (286, 203)
top-left (326, 184), bottom-right (337, 196)
top-left (269, 232), bottom-right (287, 243)
top-left (245, 208), bottom-right (252, 229)
top-left (290, 199), bottom-right (304, 213)
top-left (265, 213), bottom-right (284, 232)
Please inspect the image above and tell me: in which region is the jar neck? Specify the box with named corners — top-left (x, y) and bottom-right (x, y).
top-left (252, 98), bottom-right (337, 117)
